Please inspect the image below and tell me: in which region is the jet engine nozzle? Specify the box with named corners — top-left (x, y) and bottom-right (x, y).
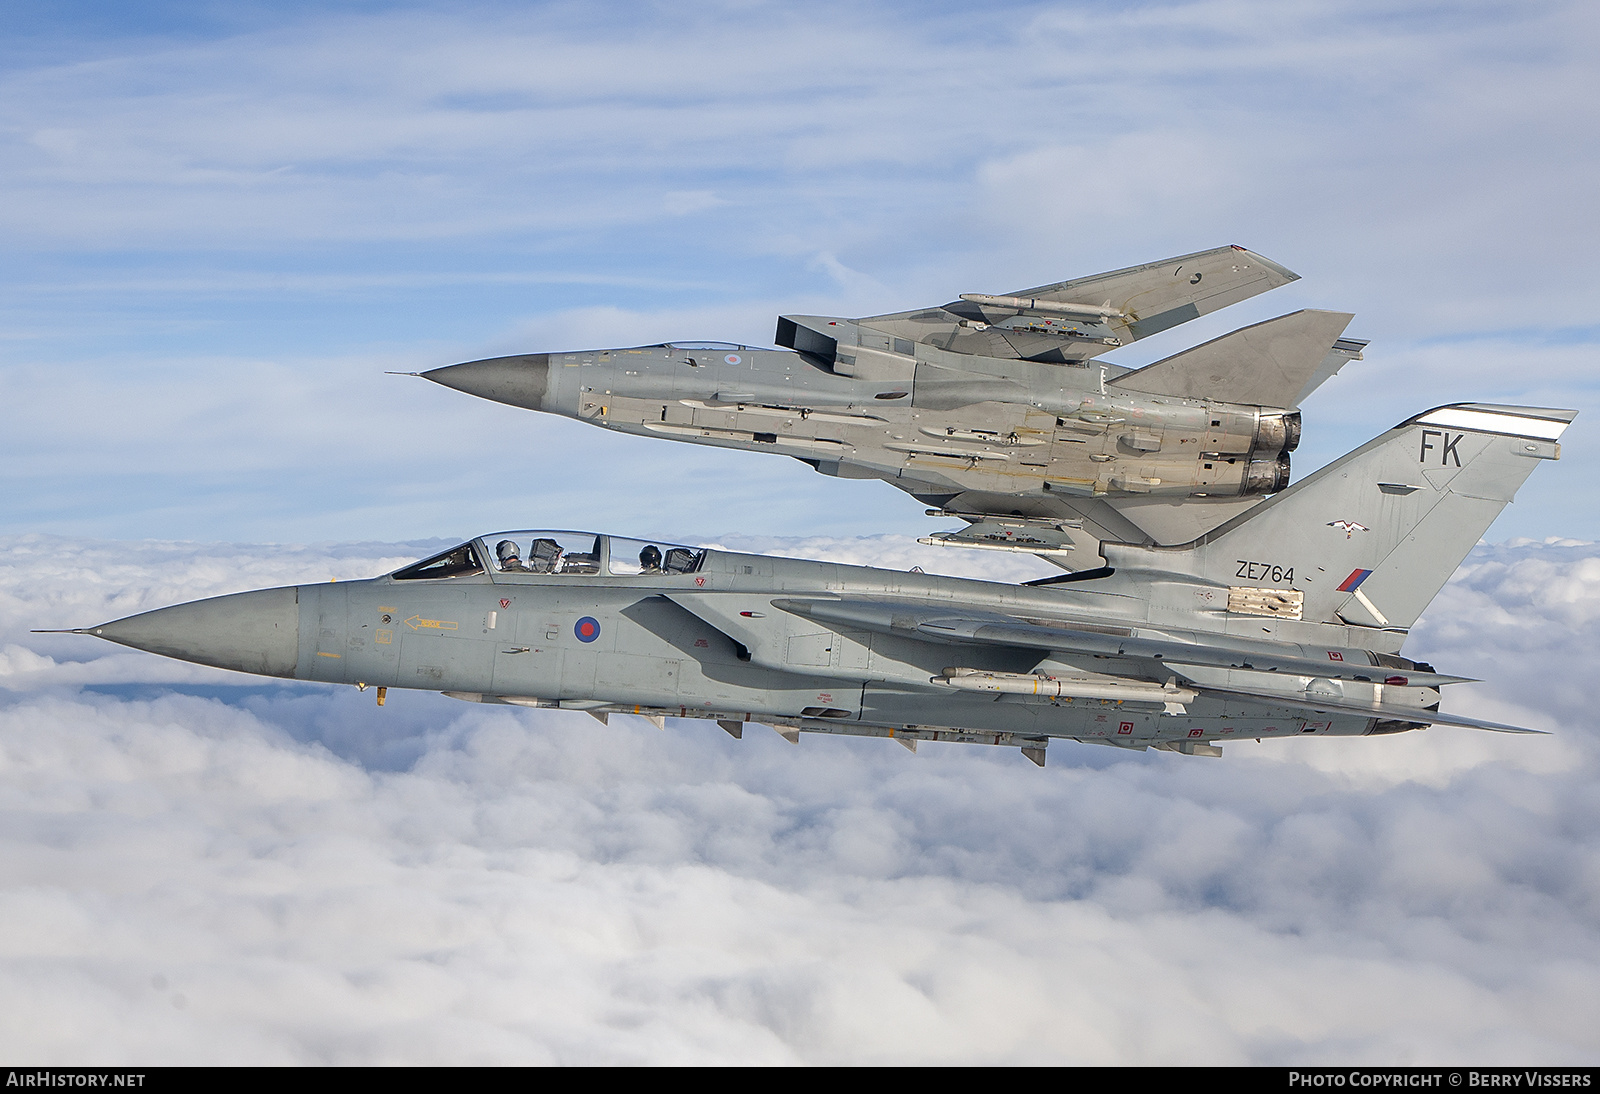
top-left (1253, 411), bottom-right (1302, 455)
top-left (423, 353), bottom-right (550, 411)
top-left (1242, 453), bottom-right (1291, 494)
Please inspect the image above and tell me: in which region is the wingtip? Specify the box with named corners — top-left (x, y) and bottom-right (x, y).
top-left (1229, 245), bottom-right (1300, 283)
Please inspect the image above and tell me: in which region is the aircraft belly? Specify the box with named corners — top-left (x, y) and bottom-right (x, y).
top-left (859, 685), bottom-right (1167, 740)
top-left (598, 384), bottom-right (1270, 517)
top-left (850, 683), bottom-right (1373, 744)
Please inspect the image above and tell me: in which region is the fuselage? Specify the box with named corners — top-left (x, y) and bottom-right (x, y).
top-left (92, 531), bottom-right (1430, 755)
top-left (427, 342), bottom-right (1297, 510)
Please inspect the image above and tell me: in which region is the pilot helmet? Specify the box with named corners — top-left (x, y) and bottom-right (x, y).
top-left (496, 539), bottom-right (522, 563)
top-left (639, 544), bottom-right (663, 569)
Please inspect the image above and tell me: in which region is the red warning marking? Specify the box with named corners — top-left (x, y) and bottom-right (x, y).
top-left (1327, 651), bottom-right (1344, 662)
top-left (1189, 728), bottom-right (1203, 738)
top-left (499, 598), bottom-right (511, 609)
top-left (1118, 721), bottom-right (1134, 735)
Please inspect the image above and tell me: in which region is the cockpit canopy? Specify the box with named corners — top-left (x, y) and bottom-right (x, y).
top-left (661, 341), bottom-right (753, 351)
top-left (390, 531), bottom-right (708, 581)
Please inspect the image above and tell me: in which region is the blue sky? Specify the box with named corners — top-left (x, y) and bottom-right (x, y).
top-left (3, 0), bottom-right (1597, 544)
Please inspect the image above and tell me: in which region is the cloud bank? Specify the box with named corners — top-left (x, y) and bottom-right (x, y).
top-left (1, 534), bottom-right (1597, 1064)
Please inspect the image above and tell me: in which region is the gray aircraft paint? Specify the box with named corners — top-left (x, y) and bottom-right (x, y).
top-left (419, 247), bottom-right (1361, 563)
top-left (65, 403), bottom-right (1570, 765)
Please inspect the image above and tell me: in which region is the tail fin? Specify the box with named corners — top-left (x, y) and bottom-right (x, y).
top-left (1102, 404), bottom-right (1576, 632)
top-left (1109, 309), bottom-right (1356, 407)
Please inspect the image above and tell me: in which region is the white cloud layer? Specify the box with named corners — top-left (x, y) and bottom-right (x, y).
top-left (1, 534), bottom-right (1598, 1064)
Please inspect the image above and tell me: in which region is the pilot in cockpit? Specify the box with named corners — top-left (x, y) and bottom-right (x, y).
top-left (638, 544), bottom-right (663, 573)
top-left (496, 540), bottom-right (528, 572)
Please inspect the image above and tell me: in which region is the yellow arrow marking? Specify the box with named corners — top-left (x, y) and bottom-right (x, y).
top-left (405, 616), bottom-right (459, 632)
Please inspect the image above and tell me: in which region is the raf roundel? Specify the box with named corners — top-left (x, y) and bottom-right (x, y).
top-left (724, 353), bottom-right (741, 365)
top-left (574, 616), bottom-right (601, 643)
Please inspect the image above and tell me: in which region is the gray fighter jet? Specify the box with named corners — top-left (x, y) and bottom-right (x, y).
top-left (420, 246), bottom-right (1367, 563)
top-left (50, 403), bottom-right (1570, 764)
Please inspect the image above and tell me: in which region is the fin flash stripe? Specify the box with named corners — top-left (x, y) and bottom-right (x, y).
top-left (1337, 569), bottom-right (1374, 592)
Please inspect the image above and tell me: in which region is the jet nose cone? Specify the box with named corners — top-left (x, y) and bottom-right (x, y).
top-left (92, 586), bottom-right (301, 679)
top-left (422, 353), bottom-right (550, 411)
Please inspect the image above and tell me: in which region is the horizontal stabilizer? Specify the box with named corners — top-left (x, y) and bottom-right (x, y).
top-left (1192, 683), bottom-right (1546, 734)
top-left (1110, 310), bottom-right (1355, 406)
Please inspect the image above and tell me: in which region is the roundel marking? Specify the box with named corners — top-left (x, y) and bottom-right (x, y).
top-left (574, 616), bottom-right (601, 643)
top-left (724, 353), bottom-right (742, 365)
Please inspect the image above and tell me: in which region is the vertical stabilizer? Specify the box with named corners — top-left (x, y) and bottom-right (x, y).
top-left (1102, 404), bottom-right (1576, 632)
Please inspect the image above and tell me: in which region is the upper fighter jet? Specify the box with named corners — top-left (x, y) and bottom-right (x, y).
top-left (49, 403), bottom-right (1572, 765)
top-left (420, 246), bottom-right (1366, 564)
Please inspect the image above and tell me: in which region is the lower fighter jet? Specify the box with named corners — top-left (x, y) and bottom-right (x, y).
top-left (49, 403), bottom-right (1572, 764)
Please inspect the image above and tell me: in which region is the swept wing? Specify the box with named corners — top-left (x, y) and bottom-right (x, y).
top-left (853, 245), bottom-right (1299, 362)
top-left (764, 595), bottom-right (1535, 733)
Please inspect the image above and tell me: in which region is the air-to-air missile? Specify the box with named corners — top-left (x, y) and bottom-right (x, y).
top-left (47, 403), bottom-right (1571, 765)
top-left (418, 245), bottom-right (1369, 564)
